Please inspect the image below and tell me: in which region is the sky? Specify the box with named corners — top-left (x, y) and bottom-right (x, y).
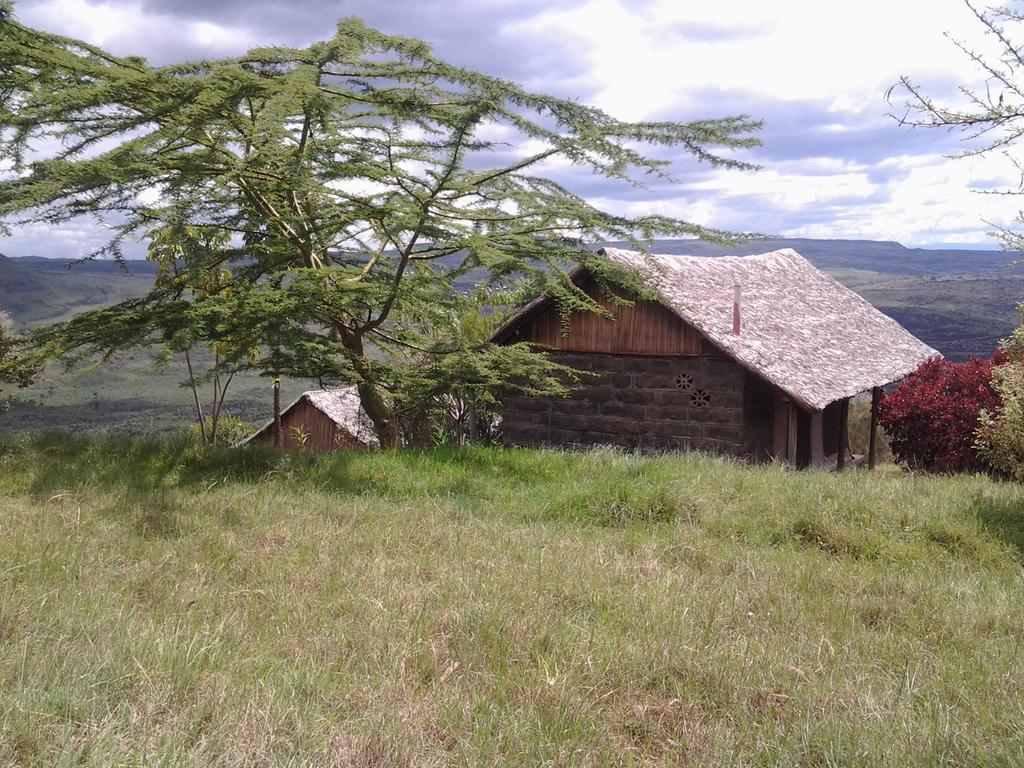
top-left (3, 0), bottom-right (1023, 257)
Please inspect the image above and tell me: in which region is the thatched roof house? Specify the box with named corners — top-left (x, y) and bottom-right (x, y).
top-left (493, 247), bottom-right (939, 466)
top-left (244, 386), bottom-right (377, 451)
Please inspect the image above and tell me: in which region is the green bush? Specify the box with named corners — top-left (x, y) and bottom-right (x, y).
top-left (975, 311), bottom-right (1024, 480)
top-left (182, 413), bottom-right (256, 447)
top-left (976, 360), bottom-right (1024, 480)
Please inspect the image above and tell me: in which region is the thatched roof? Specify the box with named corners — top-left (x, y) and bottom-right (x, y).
top-left (243, 385), bottom-right (378, 446)
top-left (495, 247), bottom-right (939, 411)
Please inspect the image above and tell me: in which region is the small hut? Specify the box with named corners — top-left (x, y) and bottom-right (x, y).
top-left (492, 247), bottom-right (939, 467)
top-left (244, 386), bottom-right (377, 451)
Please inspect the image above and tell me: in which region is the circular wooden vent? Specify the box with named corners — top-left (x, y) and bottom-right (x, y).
top-left (675, 373), bottom-right (694, 390)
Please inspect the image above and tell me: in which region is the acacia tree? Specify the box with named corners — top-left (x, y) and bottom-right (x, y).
top-left (0, 3), bottom-right (761, 447)
top-left (146, 221), bottom-right (257, 444)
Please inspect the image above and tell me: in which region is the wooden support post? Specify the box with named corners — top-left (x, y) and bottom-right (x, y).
top-left (787, 403), bottom-right (799, 466)
top-left (773, 390), bottom-right (788, 462)
top-left (770, 391), bottom-right (786, 462)
top-left (868, 387), bottom-right (881, 469)
top-left (836, 397), bottom-right (849, 470)
top-left (810, 410), bottom-right (825, 467)
top-left (273, 378), bottom-right (282, 448)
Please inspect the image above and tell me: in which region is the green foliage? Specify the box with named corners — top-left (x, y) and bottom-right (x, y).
top-left (976, 308), bottom-right (1024, 479)
top-left (289, 424), bottom-right (309, 448)
top-left (977, 364), bottom-right (1024, 479)
top-left (0, 10), bottom-right (761, 446)
top-left (0, 311), bottom-right (14, 380)
top-left (183, 413), bottom-right (255, 448)
top-left (0, 310), bottom-right (39, 396)
top-left (389, 291), bottom-right (578, 445)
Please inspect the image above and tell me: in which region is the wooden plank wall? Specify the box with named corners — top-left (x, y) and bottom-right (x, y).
top-left (517, 284), bottom-right (705, 356)
top-left (279, 399), bottom-right (338, 451)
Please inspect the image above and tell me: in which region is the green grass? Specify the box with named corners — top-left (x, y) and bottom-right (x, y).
top-left (1, 437), bottom-right (1024, 765)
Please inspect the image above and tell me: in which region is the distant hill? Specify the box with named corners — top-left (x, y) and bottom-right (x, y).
top-left (0, 253), bottom-right (283, 436)
top-left (0, 252), bottom-right (48, 295)
top-left (0, 252), bottom-right (156, 324)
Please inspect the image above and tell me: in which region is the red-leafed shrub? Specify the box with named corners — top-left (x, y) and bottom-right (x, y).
top-left (878, 352), bottom-right (1006, 473)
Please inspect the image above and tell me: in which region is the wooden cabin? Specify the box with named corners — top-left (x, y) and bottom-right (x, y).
top-left (492, 247), bottom-right (939, 467)
top-left (243, 386), bottom-right (377, 451)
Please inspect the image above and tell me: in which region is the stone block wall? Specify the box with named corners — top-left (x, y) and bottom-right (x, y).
top-left (502, 352), bottom-right (758, 457)
top-left (742, 372), bottom-right (777, 462)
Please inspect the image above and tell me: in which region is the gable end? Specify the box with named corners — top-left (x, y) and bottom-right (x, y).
top-left (497, 275), bottom-right (708, 356)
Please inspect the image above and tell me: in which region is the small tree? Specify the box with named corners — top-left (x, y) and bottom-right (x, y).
top-left (147, 221), bottom-right (257, 445)
top-left (388, 286), bottom-right (581, 446)
top-left (878, 353), bottom-right (1004, 473)
top-left (1, 6), bottom-right (761, 447)
top-left (0, 310), bottom-right (39, 399)
top-left (0, 311), bottom-right (15, 387)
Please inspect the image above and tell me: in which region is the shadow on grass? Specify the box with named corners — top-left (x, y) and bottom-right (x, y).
top-left (5, 432), bottom-right (550, 502)
top-left (4, 432), bottom-right (327, 496)
top-left (971, 492), bottom-right (1024, 557)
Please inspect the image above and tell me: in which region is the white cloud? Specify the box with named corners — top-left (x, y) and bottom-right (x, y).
top-left (589, 150), bottom-right (1024, 246)
top-left (19, 0), bottom-right (256, 57)
top-left (6, 0), bottom-right (1024, 251)
top-left (504, 0), bottom-right (1023, 244)
top-left (21, 0), bottom-right (143, 47)
top-left (509, 0), bottom-right (993, 116)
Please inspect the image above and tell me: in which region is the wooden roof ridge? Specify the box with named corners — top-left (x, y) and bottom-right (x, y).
top-left (492, 247), bottom-right (941, 411)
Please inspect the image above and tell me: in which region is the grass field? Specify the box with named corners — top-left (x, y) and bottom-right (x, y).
top-left (1, 438), bottom-right (1023, 765)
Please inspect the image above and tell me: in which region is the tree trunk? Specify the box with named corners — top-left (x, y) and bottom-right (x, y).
top-left (868, 387), bottom-right (881, 469)
top-left (357, 379), bottom-right (400, 449)
top-left (184, 349), bottom-right (207, 443)
top-left (273, 378), bottom-right (282, 448)
top-left (212, 372), bottom-right (234, 445)
top-left (211, 349), bottom-right (220, 445)
top-left (837, 398), bottom-right (849, 471)
top-left (467, 402), bottom-right (479, 444)
top-left (338, 326), bottom-right (400, 449)
top-left (335, 325), bottom-right (399, 450)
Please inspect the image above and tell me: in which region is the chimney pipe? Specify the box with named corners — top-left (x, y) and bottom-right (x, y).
top-left (732, 283), bottom-right (742, 335)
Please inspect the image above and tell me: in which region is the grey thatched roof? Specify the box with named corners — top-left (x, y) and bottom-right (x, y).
top-left (244, 385), bottom-right (378, 446)
top-left (498, 247), bottom-right (940, 411)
